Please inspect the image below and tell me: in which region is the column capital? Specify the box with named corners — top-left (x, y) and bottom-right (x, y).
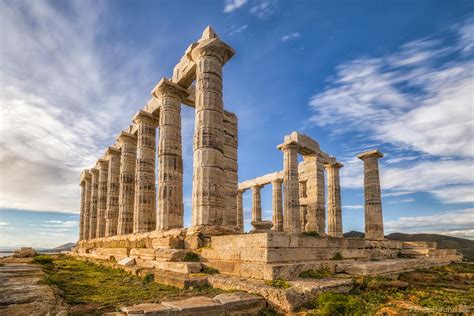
top-left (80, 169), bottom-right (91, 184)
top-left (116, 131), bottom-right (137, 145)
top-left (132, 110), bottom-right (159, 126)
top-left (97, 158), bottom-right (109, 169)
top-left (105, 147), bottom-right (121, 158)
top-left (277, 141), bottom-right (299, 152)
top-left (190, 37), bottom-right (235, 65)
top-left (357, 150), bottom-right (384, 160)
top-left (271, 178), bottom-right (283, 185)
top-left (324, 161), bottom-right (344, 169)
top-left (151, 77), bottom-right (189, 100)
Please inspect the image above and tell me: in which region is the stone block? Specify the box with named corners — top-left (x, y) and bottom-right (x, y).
top-left (152, 236), bottom-right (184, 249)
top-left (161, 296), bottom-right (224, 316)
top-left (120, 303), bottom-right (173, 315)
top-left (154, 249), bottom-right (187, 262)
top-left (152, 261), bottom-right (202, 274)
top-left (118, 257), bottom-right (135, 267)
top-left (213, 292), bottom-right (266, 315)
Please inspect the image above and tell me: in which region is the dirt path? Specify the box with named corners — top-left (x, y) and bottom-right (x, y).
top-left (0, 260), bottom-right (67, 316)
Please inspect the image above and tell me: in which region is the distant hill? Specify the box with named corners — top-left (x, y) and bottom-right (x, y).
top-left (343, 231), bottom-right (474, 261)
top-left (40, 242), bottom-right (76, 253)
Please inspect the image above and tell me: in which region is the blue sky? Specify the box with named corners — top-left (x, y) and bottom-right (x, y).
top-left (0, 0), bottom-right (473, 248)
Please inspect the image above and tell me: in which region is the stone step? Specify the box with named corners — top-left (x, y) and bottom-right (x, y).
top-left (130, 248), bottom-right (187, 262)
top-left (401, 241), bottom-right (437, 249)
top-left (119, 292), bottom-right (265, 315)
top-left (151, 261), bottom-right (202, 274)
top-left (153, 269), bottom-right (208, 289)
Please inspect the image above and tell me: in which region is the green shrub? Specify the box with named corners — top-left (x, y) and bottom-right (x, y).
top-left (265, 278), bottom-right (291, 289)
top-left (183, 252), bottom-right (200, 262)
top-left (313, 292), bottom-right (365, 315)
top-left (302, 231), bottom-right (320, 237)
top-left (143, 272), bottom-right (154, 284)
top-left (201, 265), bottom-right (219, 275)
top-left (299, 265), bottom-right (332, 279)
top-left (331, 252), bottom-right (343, 260)
top-left (31, 255), bottom-right (53, 266)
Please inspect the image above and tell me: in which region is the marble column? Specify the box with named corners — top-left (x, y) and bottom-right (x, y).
top-left (190, 36), bottom-right (234, 228)
top-left (79, 178), bottom-right (86, 240)
top-left (133, 110), bottom-right (159, 233)
top-left (96, 159), bottom-right (109, 238)
top-left (89, 168), bottom-right (99, 239)
top-left (271, 179), bottom-right (283, 232)
top-left (236, 189), bottom-right (244, 233)
top-left (325, 162), bottom-right (344, 238)
top-left (117, 131), bottom-right (137, 235)
top-left (105, 147), bottom-right (121, 237)
top-left (83, 171), bottom-right (92, 240)
top-left (358, 150), bottom-right (384, 240)
top-left (152, 78), bottom-right (188, 230)
top-left (304, 154), bottom-right (326, 235)
top-left (315, 155), bottom-right (326, 234)
top-left (251, 185), bottom-right (262, 223)
top-left (278, 142), bottom-right (301, 233)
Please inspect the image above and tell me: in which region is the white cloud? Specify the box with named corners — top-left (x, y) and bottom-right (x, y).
top-left (281, 32), bottom-right (301, 42)
top-left (224, 0), bottom-right (248, 13)
top-left (310, 17), bottom-right (474, 204)
top-left (0, 222), bottom-right (8, 226)
top-left (343, 205), bottom-right (364, 209)
top-left (387, 198), bottom-right (415, 204)
top-left (43, 220), bottom-right (78, 228)
top-left (385, 208), bottom-right (474, 238)
top-left (249, 0), bottom-right (279, 18)
top-left (227, 24), bottom-right (248, 36)
top-left (0, 1), bottom-right (156, 213)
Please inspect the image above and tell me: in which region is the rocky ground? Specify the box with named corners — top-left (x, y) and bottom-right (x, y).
top-left (1, 254), bottom-right (472, 315)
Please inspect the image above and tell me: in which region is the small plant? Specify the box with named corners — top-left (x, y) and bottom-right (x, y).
top-left (331, 252), bottom-right (343, 260)
top-left (299, 265), bottom-right (332, 279)
top-left (183, 252), bottom-right (200, 262)
top-left (201, 265), bottom-right (219, 275)
top-left (265, 278), bottom-right (291, 289)
top-left (31, 255), bottom-right (53, 266)
top-left (143, 272), bottom-right (154, 284)
top-left (302, 231), bottom-right (320, 237)
top-left (312, 291), bottom-right (365, 315)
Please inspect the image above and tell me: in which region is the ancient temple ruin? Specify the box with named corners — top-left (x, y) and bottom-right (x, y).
top-left (74, 26), bottom-right (462, 313)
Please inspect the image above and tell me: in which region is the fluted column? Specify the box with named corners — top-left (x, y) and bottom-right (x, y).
top-left (89, 168), bottom-right (99, 239)
top-left (117, 132), bottom-right (137, 235)
top-left (190, 35), bottom-right (234, 228)
top-left (358, 150), bottom-right (384, 240)
top-left (251, 185), bottom-right (262, 224)
top-left (325, 162), bottom-right (343, 237)
top-left (79, 177), bottom-right (86, 240)
top-left (236, 189), bottom-right (244, 232)
top-left (152, 78), bottom-right (189, 230)
top-left (133, 110), bottom-right (159, 233)
top-left (105, 147), bottom-right (121, 237)
top-left (83, 171), bottom-right (92, 240)
top-left (278, 142), bottom-right (301, 233)
top-left (271, 179), bottom-right (283, 232)
top-left (304, 154), bottom-right (326, 235)
top-left (96, 159), bottom-right (109, 238)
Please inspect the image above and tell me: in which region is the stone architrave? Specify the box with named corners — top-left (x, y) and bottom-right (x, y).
top-left (89, 168), bottom-right (99, 239)
top-left (236, 189), bottom-right (244, 232)
top-left (325, 162), bottom-right (344, 238)
top-left (358, 150), bottom-right (384, 240)
top-left (83, 171), bottom-right (92, 240)
top-left (271, 179), bottom-right (283, 232)
top-left (278, 142), bottom-right (301, 233)
top-left (117, 131), bottom-right (137, 235)
top-left (96, 159), bottom-right (109, 238)
top-left (152, 78), bottom-right (189, 231)
top-left (251, 185), bottom-right (262, 226)
top-left (190, 30), bottom-right (235, 229)
top-left (105, 147), bottom-right (121, 237)
top-left (133, 110), bottom-right (159, 233)
top-left (79, 178), bottom-right (86, 240)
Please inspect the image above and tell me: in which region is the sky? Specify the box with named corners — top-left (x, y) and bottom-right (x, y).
top-left (0, 0), bottom-right (473, 248)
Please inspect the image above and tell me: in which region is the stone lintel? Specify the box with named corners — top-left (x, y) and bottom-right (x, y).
top-left (357, 150), bottom-right (384, 160)
top-left (284, 131), bottom-right (320, 155)
top-left (276, 140), bottom-right (299, 151)
top-left (132, 109), bottom-right (159, 125)
top-left (238, 171), bottom-right (283, 190)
